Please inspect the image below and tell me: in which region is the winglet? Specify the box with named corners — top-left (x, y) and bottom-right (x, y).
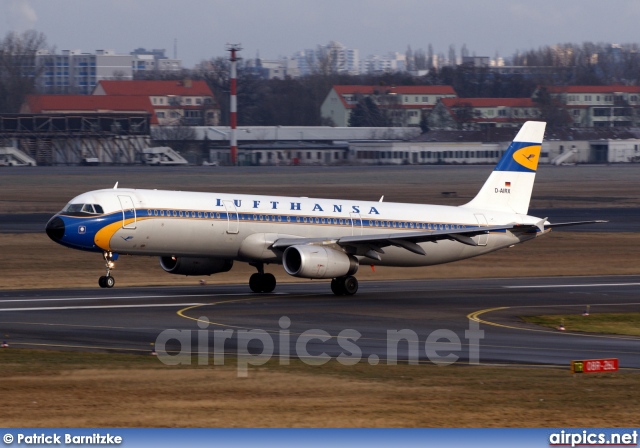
top-left (113, 182), bottom-right (119, 189)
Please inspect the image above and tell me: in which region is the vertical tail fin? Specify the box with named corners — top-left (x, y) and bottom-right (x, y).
top-left (462, 121), bottom-right (546, 215)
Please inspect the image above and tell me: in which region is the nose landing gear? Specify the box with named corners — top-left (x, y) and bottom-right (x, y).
top-left (98, 251), bottom-right (117, 288)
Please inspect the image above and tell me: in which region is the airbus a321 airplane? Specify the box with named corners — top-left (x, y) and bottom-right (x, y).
top-left (45, 121), bottom-right (601, 295)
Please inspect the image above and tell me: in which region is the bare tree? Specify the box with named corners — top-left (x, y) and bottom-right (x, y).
top-left (452, 101), bottom-right (475, 129)
top-left (0, 30), bottom-right (48, 112)
top-left (194, 57), bottom-right (230, 125)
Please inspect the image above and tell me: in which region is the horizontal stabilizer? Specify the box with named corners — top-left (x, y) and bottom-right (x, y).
top-left (546, 220), bottom-right (608, 228)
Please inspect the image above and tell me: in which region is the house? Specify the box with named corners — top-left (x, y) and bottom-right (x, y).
top-left (321, 85), bottom-right (457, 127)
top-left (428, 98), bottom-right (539, 130)
top-left (93, 80), bottom-right (220, 126)
top-left (20, 95), bottom-right (158, 124)
top-left (542, 85), bottom-right (640, 127)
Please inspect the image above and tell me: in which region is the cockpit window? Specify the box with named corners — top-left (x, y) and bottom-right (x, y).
top-left (64, 203), bottom-right (81, 213)
top-left (63, 203), bottom-right (104, 215)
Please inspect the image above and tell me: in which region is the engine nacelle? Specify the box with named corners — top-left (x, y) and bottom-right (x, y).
top-left (282, 245), bottom-right (358, 279)
top-left (159, 256), bottom-right (233, 276)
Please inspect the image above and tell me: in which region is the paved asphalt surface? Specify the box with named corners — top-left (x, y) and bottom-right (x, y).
top-left (0, 276), bottom-right (638, 369)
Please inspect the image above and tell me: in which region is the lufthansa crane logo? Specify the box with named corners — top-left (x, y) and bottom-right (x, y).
top-left (513, 145), bottom-right (541, 171)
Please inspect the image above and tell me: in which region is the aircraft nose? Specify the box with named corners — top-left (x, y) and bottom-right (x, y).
top-left (45, 216), bottom-right (65, 242)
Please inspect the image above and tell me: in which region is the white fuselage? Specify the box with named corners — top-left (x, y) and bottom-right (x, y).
top-left (70, 188), bottom-right (542, 267)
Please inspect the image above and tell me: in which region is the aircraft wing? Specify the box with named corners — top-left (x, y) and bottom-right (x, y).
top-left (271, 219), bottom-right (607, 261)
top-left (271, 223), bottom-right (529, 260)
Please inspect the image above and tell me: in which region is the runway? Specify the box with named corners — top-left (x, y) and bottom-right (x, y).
top-left (0, 276), bottom-right (638, 369)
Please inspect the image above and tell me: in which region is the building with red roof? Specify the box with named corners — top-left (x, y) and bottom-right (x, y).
top-left (538, 85), bottom-right (640, 127)
top-left (21, 95), bottom-right (159, 124)
top-left (321, 85), bottom-right (457, 127)
top-left (93, 79), bottom-right (219, 126)
top-left (428, 97), bottom-right (539, 130)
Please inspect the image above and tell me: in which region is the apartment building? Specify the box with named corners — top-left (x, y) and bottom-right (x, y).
top-left (93, 80), bottom-right (219, 126)
top-left (36, 49), bottom-right (183, 95)
top-left (544, 85), bottom-right (640, 127)
top-left (428, 98), bottom-right (539, 130)
top-left (321, 85), bottom-right (457, 127)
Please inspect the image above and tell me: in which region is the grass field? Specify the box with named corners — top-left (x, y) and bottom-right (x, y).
top-left (522, 313), bottom-right (640, 336)
top-left (1, 349), bottom-right (639, 428)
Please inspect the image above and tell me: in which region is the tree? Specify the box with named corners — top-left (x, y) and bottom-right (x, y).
top-left (348, 96), bottom-right (389, 127)
top-left (194, 57), bottom-right (230, 125)
top-left (0, 30), bottom-right (48, 113)
top-left (533, 86), bottom-right (572, 129)
top-left (452, 102), bottom-right (475, 129)
top-left (405, 46), bottom-right (414, 72)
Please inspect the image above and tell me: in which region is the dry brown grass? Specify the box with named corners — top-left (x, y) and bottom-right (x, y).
top-left (1, 350), bottom-right (638, 428)
top-left (1, 231), bottom-right (638, 290)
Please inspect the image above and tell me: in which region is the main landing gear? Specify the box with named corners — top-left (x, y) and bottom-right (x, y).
top-left (98, 251), bottom-right (117, 288)
top-left (330, 275), bottom-right (358, 296)
top-left (249, 262), bottom-right (276, 293)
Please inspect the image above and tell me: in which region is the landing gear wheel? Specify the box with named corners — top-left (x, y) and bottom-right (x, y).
top-left (99, 276), bottom-right (115, 288)
top-left (249, 273), bottom-right (260, 292)
top-left (262, 273), bottom-right (276, 293)
top-left (331, 278), bottom-right (346, 296)
top-left (343, 275), bottom-right (358, 295)
top-left (249, 273), bottom-right (277, 293)
top-left (331, 276), bottom-right (358, 296)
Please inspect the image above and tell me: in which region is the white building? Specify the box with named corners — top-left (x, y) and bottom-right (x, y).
top-left (293, 41), bottom-right (359, 76)
top-left (321, 85), bottom-right (458, 127)
top-left (36, 49), bottom-right (182, 95)
top-left (254, 58), bottom-right (300, 79)
top-left (360, 52), bottom-right (407, 74)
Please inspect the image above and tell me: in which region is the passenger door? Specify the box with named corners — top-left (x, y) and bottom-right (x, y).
top-left (118, 195), bottom-right (137, 229)
top-left (223, 200), bottom-right (239, 234)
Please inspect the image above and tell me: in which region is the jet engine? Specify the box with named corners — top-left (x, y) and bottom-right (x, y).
top-left (160, 256), bottom-right (233, 276)
top-left (282, 245), bottom-right (358, 279)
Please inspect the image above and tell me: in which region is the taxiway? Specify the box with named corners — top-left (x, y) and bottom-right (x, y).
top-left (0, 276), bottom-right (638, 369)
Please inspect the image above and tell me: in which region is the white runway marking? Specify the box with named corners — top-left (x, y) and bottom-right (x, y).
top-left (504, 283), bottom-right (640, 289)
top-left (0, 303), bottom-right (207, 312)
top-left (0, 292), bottom-right (287, 304)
